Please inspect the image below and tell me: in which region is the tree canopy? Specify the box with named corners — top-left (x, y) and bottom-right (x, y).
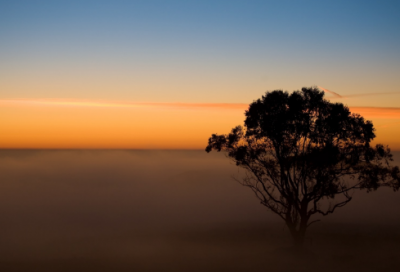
top-left (206, 87), bottom-right (400, 247)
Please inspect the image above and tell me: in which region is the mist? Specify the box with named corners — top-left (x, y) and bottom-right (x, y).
top-left (0, 150), bottom-right (399, 271)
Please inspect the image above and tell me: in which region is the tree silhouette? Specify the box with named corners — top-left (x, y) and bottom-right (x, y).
top-left (206, 87), bottom-right (400, 248)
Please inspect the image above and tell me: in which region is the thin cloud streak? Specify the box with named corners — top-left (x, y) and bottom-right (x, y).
top-left (345, 92), bottom-right (400, 98)
top-left (351, 107), bottom-right (400, 119)
top-left (1, 99), bottom-right (400, 118)
top-left (318, 86), bottom-right (342, 98)
top-left (318, 86), bottom-right (400, 99)
top-left (0, 99), bottom-right (248, 110)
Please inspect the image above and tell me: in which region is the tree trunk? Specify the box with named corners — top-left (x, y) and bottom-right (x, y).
top-left (287, 215), bottom-right (308, 250)
top-left (289, 228), bottom-right (306, 249)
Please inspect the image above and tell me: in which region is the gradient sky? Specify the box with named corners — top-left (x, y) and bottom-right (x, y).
top-left (1, 0), bottom-right (400, 149)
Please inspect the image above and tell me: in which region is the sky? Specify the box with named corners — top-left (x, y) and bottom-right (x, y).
top-left (1, 0), bottom-right (400, 149)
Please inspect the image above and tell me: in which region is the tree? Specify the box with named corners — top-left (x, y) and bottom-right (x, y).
top-left (206, 87), bottom-right (400, 248)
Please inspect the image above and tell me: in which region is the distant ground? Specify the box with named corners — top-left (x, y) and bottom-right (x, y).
top-left (0, 150), bottom-right (399, 271)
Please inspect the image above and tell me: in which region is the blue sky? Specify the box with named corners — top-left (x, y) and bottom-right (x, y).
top-left (1, 0), bottom-right (400, 106)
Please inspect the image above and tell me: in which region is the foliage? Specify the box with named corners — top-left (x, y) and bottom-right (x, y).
top-left (206, 87), bottom-right (400, 246)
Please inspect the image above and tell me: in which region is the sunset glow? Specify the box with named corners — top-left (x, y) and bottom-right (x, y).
top-left (1, 99), bottom-right (400, 149)
top-left (0, 99), bottom-right (246, 149)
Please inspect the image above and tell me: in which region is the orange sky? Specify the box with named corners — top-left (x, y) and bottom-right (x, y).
top-left (0, 99), bottom-right (244, 149)
top-left (1, 99), bottom-right (399, 150)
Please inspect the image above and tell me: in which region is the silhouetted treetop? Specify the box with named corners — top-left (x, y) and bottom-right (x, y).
top-left (206, 87), bottom-right (400, 247)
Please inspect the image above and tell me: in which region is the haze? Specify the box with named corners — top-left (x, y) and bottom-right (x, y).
top-left (1, 150), bottom-right (400, 271)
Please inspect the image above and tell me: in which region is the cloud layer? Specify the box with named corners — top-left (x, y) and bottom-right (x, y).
top-left (2, 98), bottom-right (400, 119)
top-left (0, 99), bottom-right (248, 110)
